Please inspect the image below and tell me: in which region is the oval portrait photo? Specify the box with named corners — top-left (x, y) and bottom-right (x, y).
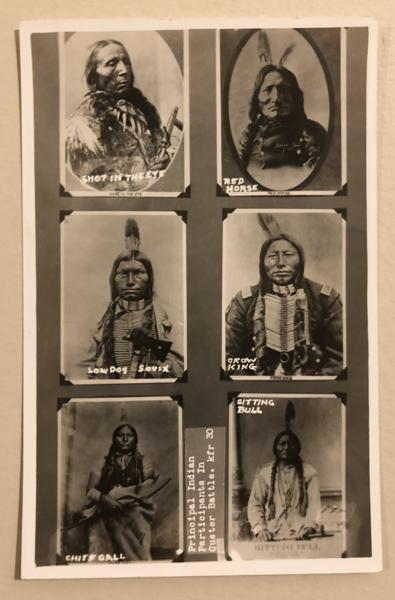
top-left (227, 29), bottom-right (333, 192)
top-left (61, 31), bottom-right (185, 195)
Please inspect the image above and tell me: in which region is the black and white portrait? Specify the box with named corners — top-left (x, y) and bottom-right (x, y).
top-left (58, 397), bottom-right (182, 563)
top-left (61, 31), bottom-right (186, 195)
top-left (61, 212), bottom-right (186, 382)
top-left (223, 210), bottom-right (345, 379)
top-left (229, 394), bottom-right (345, 559)
top-left (219, 28), bottom-right (344, 194)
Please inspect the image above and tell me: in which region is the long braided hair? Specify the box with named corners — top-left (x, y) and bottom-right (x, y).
top-left (267, 430), bottom-right (307, 520)
top-left (97, 423), bottom-right (144, 493)
top-left (97, 250), bottom-right (155, 368)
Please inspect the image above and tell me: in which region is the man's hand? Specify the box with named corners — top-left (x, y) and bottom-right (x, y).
top-left (100, 494), bottom-right (123, 513)
top-left (296, 526), bottom-right (316, 540)
top-left (256, 528), bottom-right (274, 542)
top-left (150, 154), bottom-right (171, 172)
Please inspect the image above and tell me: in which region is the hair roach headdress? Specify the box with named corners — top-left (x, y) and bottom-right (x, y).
top-left (257, 30), bottom-right (296, 67)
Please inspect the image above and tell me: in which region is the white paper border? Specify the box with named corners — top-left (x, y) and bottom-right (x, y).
top-left (20, 16), bottom-right (381, 579)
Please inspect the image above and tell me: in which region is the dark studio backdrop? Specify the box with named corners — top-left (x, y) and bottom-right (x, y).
top-left (31, 27), bottom-right (371, 565)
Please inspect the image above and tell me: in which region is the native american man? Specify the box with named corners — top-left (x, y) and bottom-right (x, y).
top-left (239, 33), bottom-right (327, 174)
top-left (248, 426), bottom-right (321, 541)
top-left (225, 218), bottom-right (343, 376)
top-left (65, 39), bottom-right (171, 192)
top-left (85, 422), bottom-right (157, 560)
top-left (80, 219), bottom-right (184, 380)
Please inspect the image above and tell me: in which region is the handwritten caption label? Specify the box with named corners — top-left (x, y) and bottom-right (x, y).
top-left (185, 427), bottom-right (225, 558)
top-left (236, 397), bottom-right (276, 414)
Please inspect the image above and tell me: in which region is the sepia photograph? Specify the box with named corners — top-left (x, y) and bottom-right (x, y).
top-left (58, 397), bottom-right (182, 564)
top-left (61, 211), bottom-right (186, 383)
top-left (19, 17), bottom-right (380, 579)
top-left (218, 28), bottom-right (344, 194)
top-left (223, 210), bottom-right (345, 379)
top-left (60, 31), bottom-right (187, 195)
top-left (228, 394), bottom-right (345, 560)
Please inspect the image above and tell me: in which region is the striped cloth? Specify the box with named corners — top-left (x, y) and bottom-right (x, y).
top-left (113, 298), bottom-right (156, 379)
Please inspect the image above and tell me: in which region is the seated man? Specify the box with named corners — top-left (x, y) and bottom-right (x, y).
top-left (248, 429), bottom-right (320, 541)
top-left (85, 422), bottom-right (158, 561)
top-left (226, 230), bottom-right (343, 376)
top-left (66, 39), bottom-right (171, 192)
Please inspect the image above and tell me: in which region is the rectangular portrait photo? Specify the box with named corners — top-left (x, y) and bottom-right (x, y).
top-left (61, 211), bottom-right (186, 383)
top-left (228, 394), bottom-right (346, 561)
top-left (222, 209), bottom-right (346, 380)
top-left (217, 27), bottom-right (346, 195)
top-left (57, 396), bottom-right (183, 568)
top-left (59, 30), bottom-right (189, 197)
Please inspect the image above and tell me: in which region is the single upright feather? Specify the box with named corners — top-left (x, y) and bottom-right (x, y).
top-left (125, 218), bottom-right (141, 251)
top-left (285, 400), bottom-right (295, 431)
top-left (257, 213), bottom-right (282, 239)
top-left (278, 43), bottom-right (296, 67)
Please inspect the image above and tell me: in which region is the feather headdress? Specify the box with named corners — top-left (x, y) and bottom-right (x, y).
top-left (257, 30), bottom-right (296, 67)
top-left (125, 218), bottom-right (141, 251)
top-left (285, 400), bottom-right (295, 431)
top-left (256, 213), bottom-right (282, 239)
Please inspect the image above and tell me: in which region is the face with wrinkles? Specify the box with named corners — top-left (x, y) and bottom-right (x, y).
top-left (94, 43), bottom-right (132, 95)
top-left (275, 433), bottom-right (300, 463)
top-left (258, 70), bottom-right (294, 119)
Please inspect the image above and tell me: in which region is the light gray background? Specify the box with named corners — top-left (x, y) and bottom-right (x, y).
top-left (61, 212), bottom-right (185, 379)
top-left (229, 28), bottom-right (330, 146)
top-left (64, 31), bottom-right (184, 124)
top-left (228, 29), bottom-right (331, 191)
top-left (235, 396), bottom-right (342, 491)
top-left (62, 29), bottom-right (185, 194)
top-left (223, 210), bottom-right (343, 308)
top-left (221, 27), bottom-right (342, 192)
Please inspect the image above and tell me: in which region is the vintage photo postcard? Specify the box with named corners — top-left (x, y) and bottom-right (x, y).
top-left (217, 27), bottom-right (346, 195)
top-left (228, 394), bottom-right (346, 560)
top-left (61, 211), bottom-right (187, 383)
top-left (20, 16), bottom-right (380, 579)
top-left (222, 209), bottom-right (346, 380)
top-left (59, 30), bottom-right (189, 196)
top-left (57, 397), bottom-right (183, 568)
